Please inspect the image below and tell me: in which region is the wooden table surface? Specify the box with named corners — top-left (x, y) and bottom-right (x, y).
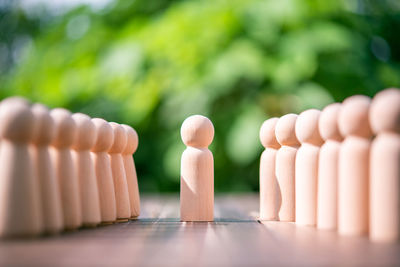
top-left (1, 194), bottom-right (399, 267)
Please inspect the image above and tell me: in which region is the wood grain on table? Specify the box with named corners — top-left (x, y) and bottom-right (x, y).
top-left (0, 194), bottom-right (399, 267)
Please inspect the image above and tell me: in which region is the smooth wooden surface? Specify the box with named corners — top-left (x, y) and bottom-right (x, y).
top-left (295, 109), bottom-right (323, 227)
top-left (317, 103), bottom-right (342, 230)
top-left (180, 115), bottom-right (214, 221)
top-left (338, 96), bottom-right (372, 236)
top-left (109, 123), bottom-right (131, 220)
top-left (259, 118), bottom-right (280, 221)
top-left (71, 113), bottom-right (101, 227)
top-left (121, 124), bottom-right (141, 218)
top-left (275, 114), bottom-right (299, 222)
top-left (369, 89), bottom-right (400, 242)
top-left (31, 103), bottom-right (63, 235)
top-left (91, 118), bottom-right (117, 223)
top-left (1, 194), bottom-right (399, 267)
top-left (50, 108), bottom-right (81, 230)
top-left (0, 99), bottom-right (42, 237)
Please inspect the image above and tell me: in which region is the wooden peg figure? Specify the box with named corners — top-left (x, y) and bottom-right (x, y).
top-left (295, 109), bottom-right (324, 226)
top-left (180, 115), bottom-right (214, 222)
top-left (121, 124), bottom-right (140, 219)
top-left (369, 88), bottom-right (400, 242)
top-left (31, 103), bottom-right (63, 234)
top-left (0, 97), bottom-right (43, 237)
top-left (108, 122), bottom-right (131, 222)
top-left (71, 113), bottom-right (101, 227)
top-left (50, 108), bottom-right (82, 230)
top-left (338, 95), bottom-right (372, 236)
top-left (317, 103), bottom-right (343, 230)
top-left (91, 118), bottom-right (117, 224)
top-left (275, 114), bottom-right (300, 222)
top-left (259, 118), bottom-right (280, 221)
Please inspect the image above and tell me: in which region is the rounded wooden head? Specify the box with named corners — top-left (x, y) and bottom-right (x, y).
top-left (121, 124), bottom-right (139, 155)
top-left (108, 122), bottom-right (127, 153)
top-left (31, 103), bottom-right (56, 145)
top-left (370, 88), bottom-right (400, 134)
top-left (91, 118), bottom-right (114, 153)
top-left (0, 97), bottom-right (35, 142)
top-left (319, 103), bottom-right (343, 142)
top-left (338, 95), bottom-right (372, 138)
top-left (50, 108), bottom-right (77, 148)
top-left (275, 114), bottom-right (300, 146)
top-left (259, 118), bottom-right (280, 149)
top-left (181, 115), bottom-right (214, 148)
top-left (71, 113), bottom-right (96, 150)
top-left (0, 96), bottom-right (30, 106)
top-left (295, 109), bottom-right (323, 145)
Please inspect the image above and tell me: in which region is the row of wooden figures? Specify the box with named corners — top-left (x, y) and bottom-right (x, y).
top-left (259, 88), bottom-right (400, 243)
top-left (0, 97), bottom-right (141, 238)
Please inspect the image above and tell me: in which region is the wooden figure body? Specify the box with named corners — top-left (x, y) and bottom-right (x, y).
top-left (31, 103), bottom-right (63, 234)
top-left (180, 115), bottom-right (214, 222)
top-left (317, 103), bottom-right (342, 230)
top-left (0, 97), bottom-right (42, 237)
top-left (259, 118), bottom-right (280, 221)
top-left (121, 124), bottom-right (140, 219)
top-left (50, 108), bottom-right (81, 230)
top-left (109, 122), bottom-right (131, 221)
top-left (338, 95), bottom-right (372, 236)
top-left (295, 109), bottom-right (323, 226)
top-left (369, 88), bottom-right (400, 242)
top-left (275, 114), bottom-right (300, 222)
top-left (71, 113), bottom-right (101, 227)
top-left (91, 118), bottom-right (117, 224)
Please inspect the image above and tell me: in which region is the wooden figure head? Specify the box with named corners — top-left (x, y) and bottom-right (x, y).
top-left (370, 88), bottom-right (400, 135)
top-left (121, 124), bottom-right (139, 155)
top-left (71, 113), bottom-right (96, 151)
top-left (259, 118), bottom-right (280, 149)
top-left (31, 103), bottom-right (55, 146)
top-left (91, 118), bottom-right (114, 153)
top-left (295, 109), bottom-right (323, 146)
top-left (181, 115), bottom-right (214, 148)
top-left (338, 95), bottom-right (372, 138)
top-left (0, 97), bottom-right (35, 143)
top-left (319, 103), bottom-right (343, 142)
top-left (275, 114), bottom-right (300, 147)
top-left (50, 108), bottom-right (77, 149)
top-left (0, 96), bottom-right (29, 106)
top-left (108, 122), bottom-right (127, 153)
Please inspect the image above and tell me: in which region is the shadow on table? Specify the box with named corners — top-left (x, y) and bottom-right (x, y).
top-left (136, 217), bottom-right (257, 223)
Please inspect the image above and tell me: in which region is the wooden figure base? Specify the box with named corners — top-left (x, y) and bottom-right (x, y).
top-left (63, 228), bottom-right (78, 233)
top-left (180, 220), bottom-right (213, 223)
top-left (100, 221), bottom-right (114, 226)
top-left (82, 223), bottom-right (98, 228)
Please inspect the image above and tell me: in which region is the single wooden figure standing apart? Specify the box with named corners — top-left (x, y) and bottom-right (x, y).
top-left (338, 95), bottom-right (372, 236)
top-left (31, 103), bottom-right (63, 234)
top-left (91, 118), bottom-right (117, 224)
top-left (369, 88), bottom-right (400, 242)
top-left (317, 103), bottom-right (343, 230)
top-left (71, 113), bottom-right (101, 227)
top-left (180, 115), bottom-right (214, 222)
top-left (0, 97), bottom-right (42, 237)
top-left (50, 108), bottom-right (82, 230)
top-left (295, 109), bottom-right (324, 226)
top-left (109, 122), bottom-right (131, 221)
top-left (259, 118), bottom-right (280, 221)
top-left (121, 124), bottom-right (141, 219)
top-left (275, 114), bottom-right (300, 221)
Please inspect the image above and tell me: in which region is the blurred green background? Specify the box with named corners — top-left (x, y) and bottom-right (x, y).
top-left (0, 0), bottom-right (399, 192)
